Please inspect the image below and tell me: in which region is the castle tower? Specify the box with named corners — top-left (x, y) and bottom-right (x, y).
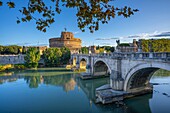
top-left (49, 31), bottom-right (82, 54)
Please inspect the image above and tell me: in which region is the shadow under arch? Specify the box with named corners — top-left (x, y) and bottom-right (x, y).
top-left (93, 59), bottom-right (111, 76)
top-left (124, 63), bottom-right (170, 92)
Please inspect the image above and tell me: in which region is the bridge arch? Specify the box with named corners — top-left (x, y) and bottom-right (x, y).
top-left (124, 62), bottom-right (170, 92)
top-left (93, 59), bottom-right (111, 76)
top-left (79, 58), bottom-right (87, 70)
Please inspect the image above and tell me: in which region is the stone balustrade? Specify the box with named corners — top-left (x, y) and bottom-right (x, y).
top-left (72, 52), bottom-right (170, 61)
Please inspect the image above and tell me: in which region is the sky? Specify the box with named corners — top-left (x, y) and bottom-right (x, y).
top-left (0, 0), bottom-right (170, 47)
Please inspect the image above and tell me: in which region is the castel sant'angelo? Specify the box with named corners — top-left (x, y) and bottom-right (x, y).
top-left (49, 31), bottom-right (82, 53)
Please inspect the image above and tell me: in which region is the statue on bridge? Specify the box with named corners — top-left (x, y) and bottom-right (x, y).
top-left (116, 40), bottom-right (120, 46)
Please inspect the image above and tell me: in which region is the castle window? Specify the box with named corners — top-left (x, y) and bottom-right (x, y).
top-left (67, 37), bottom-right (70, 40)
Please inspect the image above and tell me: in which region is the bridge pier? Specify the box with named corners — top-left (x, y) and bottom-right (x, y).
top-left (110, 77), bottom-right (124, 91)
top-left (110, 58), bottom-right (124, 90)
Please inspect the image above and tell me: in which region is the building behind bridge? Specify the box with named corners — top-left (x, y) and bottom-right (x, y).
top-left (49, 31), bottom-right (82, 54)
top-left (116, 39), bottom-right (138, 52)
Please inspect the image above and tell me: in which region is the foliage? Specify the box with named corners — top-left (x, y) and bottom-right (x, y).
top-left (0, 0), bottom-right (138, 33)
top-left (14, 64), bottom-right (26, 70)
top-left (42, 48), bottom-right (62, 67)
top-left (99, 47), bottom-right (105, 53)
top-left (60, 47), bottom-right (71, 65)
top-left (22, 46), bottom-right (27, 54)
top-left (0, 45), bottom-right (22, 54)
top-left (25, 47), bottom-right (41, 68)
top-left (0, 64), bottom-right (26, 72)
top-left (0, 45), bottom-right (3, 54)
top-left (0, 64), bottom-right (13, 72)
top-left (141, 39), bottom-right (170, 52)
top-left (81, 47), bottom-right (89, 54)
top-left (118, 43), bottom-right (130, 47)
top-left (96, 46), bottom-right (115, 53)
top-left (102, 46), bottom-right (115, 52)
top-left (153, 69), bottom-right (170, 76)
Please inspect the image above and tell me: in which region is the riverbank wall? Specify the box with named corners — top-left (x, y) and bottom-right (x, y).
top-left (0, 55), bottom-right (25, 64)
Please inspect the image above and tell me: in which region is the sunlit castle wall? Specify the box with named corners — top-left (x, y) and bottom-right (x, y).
top-left (49, 31), bottom-right (82, 54)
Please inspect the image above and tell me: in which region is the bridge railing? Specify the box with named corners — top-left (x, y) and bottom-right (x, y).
top-left (72, 52), bottom-right (170, 61)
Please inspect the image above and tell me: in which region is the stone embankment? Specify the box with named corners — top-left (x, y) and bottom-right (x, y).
top-left (0, 55), bottom-right (25, 64)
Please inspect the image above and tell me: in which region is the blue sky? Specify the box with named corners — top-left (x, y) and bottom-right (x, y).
top-left (0, 0), bottom-right (170, 47)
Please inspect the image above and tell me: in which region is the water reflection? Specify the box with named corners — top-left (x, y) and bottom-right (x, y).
top-left (24, 74), bottom-right (77, 92)
top-left (76, 77), bottom-right (109, 101)
top-left (0, 71), bottom-right (77, 92)
top-left (0, 69), bottom-right (169, 113)
top-left (24, 76), bottom-right (41, 88)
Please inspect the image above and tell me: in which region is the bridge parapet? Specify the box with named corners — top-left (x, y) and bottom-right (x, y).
top-left (72, 52), bottom-right (170, 61)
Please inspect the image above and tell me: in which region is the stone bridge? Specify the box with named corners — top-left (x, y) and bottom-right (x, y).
top-left (71, 52), bottom-right (170, 94)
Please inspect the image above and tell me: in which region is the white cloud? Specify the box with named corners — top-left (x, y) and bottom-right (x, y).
top-left (73, 31), bottom-right (80, 35)
top-left (95, 37), bottom-right (119, 40)
top-left (118, 31), bottom-right (170, 40)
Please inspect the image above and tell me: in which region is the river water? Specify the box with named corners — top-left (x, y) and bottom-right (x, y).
top-left (0, 68), bottom-right (170, 113)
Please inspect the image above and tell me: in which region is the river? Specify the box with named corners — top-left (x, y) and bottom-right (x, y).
top-left (0, 68), bottom-right (170, 113)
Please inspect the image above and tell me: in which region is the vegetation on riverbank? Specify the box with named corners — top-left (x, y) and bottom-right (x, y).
top-left (154, 69), bottom-right (170, 76)
top-left (25, 47), bottom-right (41, 68)
top-left (141, 39), bottom-right (170, 52)
top-left (0, 64), bottom-right (27, 72)
top-left (0, 45), bottom-right (22, 54)
top-left (0, 67), bottom-right (80, 77)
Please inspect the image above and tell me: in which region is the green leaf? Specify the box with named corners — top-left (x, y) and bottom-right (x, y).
top-left (21, 18), bottom-right (26, 22)
top-left (7, 2), bottom-right (15, 8)
top-left (42, 28), bottom-right (46, 32)
top-left (26, 16), bottom-right (32, 21)
top-left (16, 20), bottom-right (20, 24)
top-left (0, 1), bottom-right (3, 6)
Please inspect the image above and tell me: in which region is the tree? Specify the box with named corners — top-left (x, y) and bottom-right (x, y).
top-left (0, 0), bottom-right (138, 33)
top-left (0, 45), bottom-right (22, 54)
top-left (25, 47), bottom-right (41, 68)
top-left (109, 46), bottom-right (115, 52)
top-left (22, 46), bottom-right (27, 54)
top-left (60, 47), bottom-right (71, 65)
top-left (0, 45), bottom-right (3, 54)
top-left (81, 47), bottom-right (89, 54)
top-left (99, 47), bottom-right (105, 53)
top-left (141, 39), bottom-right (170, 52)
top-left (102, 46), bottom-right (115, 53)
top-left (43, 48), bottom-right (62, 67)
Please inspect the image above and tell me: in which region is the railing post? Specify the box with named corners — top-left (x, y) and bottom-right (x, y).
top-left (149, 53), bottom-right (153, 58)
top-left (161, 53), bottom-right (167, 59)
top-left (139, 53), bottom-right (143, 59)
top-left (131, 53), bottom-right (134, 59)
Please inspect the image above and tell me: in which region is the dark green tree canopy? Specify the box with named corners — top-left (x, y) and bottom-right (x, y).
top-left (0, 0), bottom-right (138, 33)
top-left (0, 45), bottom-right (22, 54)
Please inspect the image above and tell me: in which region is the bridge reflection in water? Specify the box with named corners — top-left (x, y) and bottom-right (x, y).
top-left (76, 76), bottom-right (152, 113)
